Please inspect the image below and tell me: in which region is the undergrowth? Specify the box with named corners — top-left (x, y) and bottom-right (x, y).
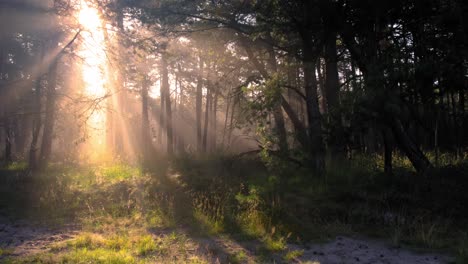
top-left (0, 151), bottom-right (467, 262)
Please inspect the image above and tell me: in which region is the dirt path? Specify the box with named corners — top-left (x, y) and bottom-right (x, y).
top-left (0, 216), bottom-right (454, 263)
top-left (289, 236), bottom-right (453, 264)
top-left (0, 215), bottom-right (78, 260)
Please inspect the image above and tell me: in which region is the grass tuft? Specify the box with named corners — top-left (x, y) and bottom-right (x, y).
top-left (136, 235), bottom-right (157, 256)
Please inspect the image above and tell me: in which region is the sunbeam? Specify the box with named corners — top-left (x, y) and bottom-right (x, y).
top-left (78, 0), bottom-right (108, 162)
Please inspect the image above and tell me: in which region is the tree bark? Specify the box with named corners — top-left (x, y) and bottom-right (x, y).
top-left (4, 117), bottom-right (12, 164)
top-left (141, 76), bottom-right (150, 164)
top-left (211, 88), bottom-right (218, 151)
top-left (382, 127), bottom-right (393, 176)
top-left (196, 55), bottom-right (203, 152)
top-left (29, 77), bottom-right (43, 170)
top-left (302, 38), bottom-right (325, 173)
top-left (324, 30), bottom-right (344, 155)
top-left (161, 50), bottom-right (173, 155)
top-left (39, 58), bottom-right (58, 169)
top-left (159, 75), bottom-right (165, 145)
top-left (266, 41), bottom-right (289, 155)
top-left (202, 88), bottom-right (211, 153)
top-left (390, 117), bottom-right (432, 175)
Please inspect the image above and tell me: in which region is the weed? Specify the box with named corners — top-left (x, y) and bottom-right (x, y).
top-left (136, 235), bottom-right (157, 256)
top-left (283, 249), bottom-right (304, 261)
top-left (0, 248), bottom-right (14, 256)
top-left (263, 236), bottom-right (286, 252)
top-left (3, 161), bottom-right (28, 171)
top-left (228, 250), bottom-right (247, 263)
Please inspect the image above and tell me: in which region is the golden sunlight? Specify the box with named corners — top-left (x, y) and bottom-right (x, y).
top-left (79, 2), bottom-right (101, 31)
top-left (78, 0), bottom-right (109, 161)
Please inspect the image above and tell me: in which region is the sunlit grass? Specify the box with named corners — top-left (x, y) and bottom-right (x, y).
top-left (227, 250), bottom-right (247, 264)
top-left (2, 161), bottom-right (28, 171)
top-left (63, 248), bottom-right (136, 264)
top-left (99, 164), bottom-right (142, 182)
top-left (135, 235), bottom-right (157, 256)
top-left (1, 151), bottom-right (467, 262)
top-left (283, 249), bottom-right (304, 262)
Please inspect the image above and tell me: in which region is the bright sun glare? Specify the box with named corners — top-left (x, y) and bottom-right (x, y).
top-left (79, 3), bottom-right (100, 31)
top-left (78, 1), bottom-right (108, 159)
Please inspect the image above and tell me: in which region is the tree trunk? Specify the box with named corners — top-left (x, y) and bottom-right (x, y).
top-left (159, 75), bottom-right (165, 145)
top-left (4, 117), bottom-right (12, 164)
top-left (161, 51), bottom-right (173, 155)
top-left (141, 76), bottom-right (150, 164)
top-left (222, 97), bottom-right (231, 146)
top-left (324, 30), bottom-right (344, 155)
top-left (302, 39), bottom-right (325, 173)
top-left (29, 76), bottom-right (43, 170)
top-left (266, 41), bottom-right (289, 155)
top-left (212, 89), bottom-right (218, 151)
top-left (196, 56), bottom-right (203, 152)
top-left (202, 88), bottom-right (211, 153)
top-left (390, 117), bottom-right (432, 175)
top-left (39, 59), bottom-right (58, 169)
top-left (382, 127), bottom-right (393, 176)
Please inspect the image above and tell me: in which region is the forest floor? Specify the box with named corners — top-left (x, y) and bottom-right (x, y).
top-left (0, 213), bottom-right (454, 263)
top-left (0, 160), bottom-right (462, 263)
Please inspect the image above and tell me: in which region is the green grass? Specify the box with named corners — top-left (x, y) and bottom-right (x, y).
top-left (135, 235), bottom-right (157, 256)
top-left (100, 164), bottom-right (141, 181)
top-left (228, 250), bottom-right (247, 263)
top-left (283, 249), bottom-right (304, 261)
top-left (62, 248), bottom-right (136, 264)
top-left (1, 152), bottom-right (466, 262)
top-left (3, 161), bottom-right (28, 171)
top-left (0, 248), bottom-right (14, 257)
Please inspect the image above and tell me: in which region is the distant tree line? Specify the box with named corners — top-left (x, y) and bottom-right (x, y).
top-left (0, 0), bottom-right (466, 175)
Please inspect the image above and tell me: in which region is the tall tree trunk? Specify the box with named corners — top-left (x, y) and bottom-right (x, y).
top-left (4, 117), bottom-right (12, 164)
top-left (317, 59), bottom-right (327, 114)
top-left (141, 76), bottom-right (150, 165)
top-left (202, 88), bottom-right (211, 153)
top-left (211, 89), bottom-right (218, 151)
top-left (39, 59), bottom-right (58, 169)
top-left (324, 30), bottom-right (344, 155)
top-left (302, 39), bottom-right (325, 173)
top-left (265, 41), bottom-right (289, 155)
top-left (161, 50), bottom-right (173, 155)
top-left (13, 117), bottom-right (26, 158)
top-left (382, 127), bottom-right (393, 176)
top-left (159, 75), bottom-right (165, 145)
top-left (196, 56), bottom-right (203, 152)
top-left (222, 97), bottom-right (231, 146)
top-left (29, 77), bottom-right (43, 170)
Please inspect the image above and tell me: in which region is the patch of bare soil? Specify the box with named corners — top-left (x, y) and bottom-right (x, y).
top-left (0, 215), bottom-right (78, 260)
top-left (289, 236), bottom-right (454, 264)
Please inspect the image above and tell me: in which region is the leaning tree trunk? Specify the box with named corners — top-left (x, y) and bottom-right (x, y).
top-left (390, 117), bottom-right (432, 175)
top-left (266, 41), bottom-right (289, 155)
top-left (241, 37), bottom-right (289, 155)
